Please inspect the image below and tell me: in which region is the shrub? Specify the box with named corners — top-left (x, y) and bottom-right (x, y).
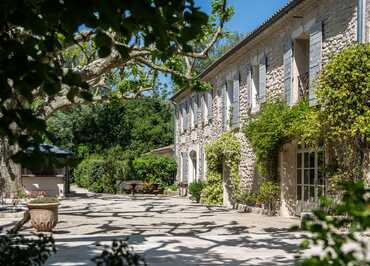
top-left (257, 180), bottom-right (280, 215)
top-left (132, 155), bottom-right (176, 188)
top-left (244, 100), bottom-right (316, 178)
top-left (0, 231), bottom-right (56, 266)
top-left (74, 157), bottom-right (105, 188)
top-left (188, 180), bottom-right (206, 203)
top-left (236, 191), bottom-right (257, 206)
top-left (73, 156), bottom-right (127, 193)
top-left (200, 172), bottom-right (223, 205)
top-left (203, 132), bottom-right (241, 205)
top-left (298, 181), bottom-right (370, 265)
top-left (93, 240), bottom-right (146, 266)
top-left (316, 44), bottom-right (370, 181)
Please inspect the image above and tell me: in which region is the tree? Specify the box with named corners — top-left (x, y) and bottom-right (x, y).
top-left (0, 0), bottom-right (232, 147)
top-left (47, 97), bottom-right (173, 156)
top-left (0, 0), bottom-right (233, 195)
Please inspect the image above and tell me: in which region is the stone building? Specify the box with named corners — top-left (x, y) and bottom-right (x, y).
top-left (171, 0), bottom-right (370, 216)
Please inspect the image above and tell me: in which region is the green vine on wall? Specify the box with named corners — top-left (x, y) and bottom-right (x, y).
top-left (243, 100), bottom-right (318, 179)
top-left (202, 131), bottom-right (241, 205)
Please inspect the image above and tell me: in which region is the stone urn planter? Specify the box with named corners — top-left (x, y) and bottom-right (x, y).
top-left (27, 198), bottom-right (59, 232)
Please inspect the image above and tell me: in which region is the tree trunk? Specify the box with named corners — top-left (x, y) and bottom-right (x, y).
top-left (0, 138), bottom-right (22, 198)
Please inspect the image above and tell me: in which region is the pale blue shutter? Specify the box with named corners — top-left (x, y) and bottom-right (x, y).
top-left (192, 94), bottom-right (198, 127)
top-left (246, 64), bottom-right (252, 106)
top-left (199, 147), bottom-right (204, 179)
top-left (259, 55), bottom-right (267, 102)
top-left (284, 41), bottom-right (293, 106)
top-left (182, 152), bottom-right (188, 183)
top-left (207, 89), bottom-right (213, 122)
top-left (184, 101), bottom-right (188, 131)
top-left (197, 94), bottom-right (202, 126)
top-left (221, 81), bottom-right (227, 131)
top-left (232, 72), bottom-right (240, 128)
top-left (309, 21), bottom-right (323, 105)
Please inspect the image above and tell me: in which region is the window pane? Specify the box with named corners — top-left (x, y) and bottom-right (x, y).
top-left (318, 151), bottom-right (324, 167)
top-left (310, 186), bottom-right (315, 199)
top-left (297, 169), bottom-right (302, 184)
top-left (304, 186), bottom-right (309, 200)
top-left (297, 185), bottom-right (302, 200)
top-left (304, 169), bottom-right (309, 184)
top-left (318, 169), bottom-right (324, 185)
top-left (318, 186), bottom-right (323, 198)
top-left (297, 153), bottom-right (302, 168)
top-left (310, 152), bottom-right (315, 168)
top-left (304, 153), bottom-right (309, 168)
top-left (310, 169), bottom-right (315, 184)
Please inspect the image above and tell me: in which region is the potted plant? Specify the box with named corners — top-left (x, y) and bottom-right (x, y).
top-left (27, 197), bottom-right (59, 232)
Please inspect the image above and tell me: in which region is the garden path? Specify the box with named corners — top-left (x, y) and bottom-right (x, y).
top-left (1, 187), bottom-right (302, 265)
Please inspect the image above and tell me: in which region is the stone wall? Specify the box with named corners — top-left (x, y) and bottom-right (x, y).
top-left (174, 0), bottom-right (360, 214)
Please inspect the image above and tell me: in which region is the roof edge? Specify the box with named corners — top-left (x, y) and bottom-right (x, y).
top-left (170, 0), bottom-right (306, 102)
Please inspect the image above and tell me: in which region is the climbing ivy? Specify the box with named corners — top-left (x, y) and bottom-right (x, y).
top-left (202, 132), bottom-right (241, 205)
top-left (315, 43), bottom-right (370, 181)
top-left (243, 100), bottom-right (318, 178)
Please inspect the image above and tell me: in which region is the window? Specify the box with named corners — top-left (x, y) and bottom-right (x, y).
top-left (296, 145), bottom-right (325, 204)
top-left (22, 166), bottom-right (65, 177)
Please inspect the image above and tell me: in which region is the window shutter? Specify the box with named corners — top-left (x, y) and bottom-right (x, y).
top-left (182, 152), bottom-right (188, 183)
top-left (207, 89), bottom-right (213, 122)
top-left (232, 72), bottom-right (240, 128)
top-left (197, 94), bottom-right (202, 126)
top-left (246, 64), bottom-right (252, 107)
top-left (259, 55), bottom-right (267, 102)
top-left (221, 81), bottom-right (227, 131)
top-left (283, 41), bottom-right (293, 106)
top-left (192, 94), bottom-right (198, 127)
top-left (199, 147), bottom-right (204, 179)
top-left (183, 101), bottom-right (188, 131)
top-left (309, 21), bottom-right (322, 105)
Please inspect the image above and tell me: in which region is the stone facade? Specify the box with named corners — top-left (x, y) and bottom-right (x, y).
top-left (172, 0), bottom-right (369, 216)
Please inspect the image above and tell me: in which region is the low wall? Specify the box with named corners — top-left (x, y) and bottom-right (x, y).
top-left (22, 175), bottom-right (65, 198)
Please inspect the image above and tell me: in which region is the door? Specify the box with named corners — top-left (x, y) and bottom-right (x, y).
top-left (296, 145), bottom-right (326, 214)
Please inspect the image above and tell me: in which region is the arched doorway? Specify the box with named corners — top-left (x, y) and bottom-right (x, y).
top-left (189, 150), bottom-right (197, 183)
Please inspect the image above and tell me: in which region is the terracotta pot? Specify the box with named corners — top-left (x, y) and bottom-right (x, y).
top-left (27, 203), bottom-right (59, 232)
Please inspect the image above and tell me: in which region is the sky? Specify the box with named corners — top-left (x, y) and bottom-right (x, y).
top-left (196, 0), bottom-right (290, 34)
top-left (163, 0), bottom-right (291, 94)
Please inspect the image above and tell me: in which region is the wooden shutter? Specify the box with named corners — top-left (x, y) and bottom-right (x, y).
top-left (199, 147), bottom-right (204, 179)
top-left (192, 94), bottom-right (198, 127)
top-left (182, 152), bottom-right (188, 183)
top-left (309, 21), bottom-right (323, 105)
top-left (232, 72), bottom-right (240, 128)
top-left (221, 81), bottom-right (227, 131)
top-left (197, 94), bottom-right (202, 126)
top-left (183, 101), bottom-right (188, 131)
top-left (259, 55), bottom-right (267, 102)
top-left (246, 64), bottom-right (252, 107)
top-left (284, 41), bottom-right (293, 106)
top-left (207, 89), bottom-right (213, 122)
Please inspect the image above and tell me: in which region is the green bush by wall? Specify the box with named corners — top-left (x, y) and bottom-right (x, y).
top-left (132, 154), bottom-right (177, 188)
top-left (201, 132), bottom-right (241, 205)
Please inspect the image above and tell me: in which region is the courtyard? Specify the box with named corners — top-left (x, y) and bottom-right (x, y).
top-left (1, 187), bottom-right (302, 266)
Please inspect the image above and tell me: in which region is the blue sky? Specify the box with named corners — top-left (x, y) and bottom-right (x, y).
top-left (196, 0), bottom-right (290, 34)
top-left (162, 0), bottom-right (290, 94)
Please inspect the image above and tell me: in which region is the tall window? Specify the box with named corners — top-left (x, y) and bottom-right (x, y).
top-left (296, 145), bottom-right (325, 205)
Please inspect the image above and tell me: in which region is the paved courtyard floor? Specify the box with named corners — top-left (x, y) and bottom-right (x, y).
top-left (1, 188), bottom-right (303, 265)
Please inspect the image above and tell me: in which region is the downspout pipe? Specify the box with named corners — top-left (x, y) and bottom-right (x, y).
top-left (358, 0), bottom-right (366, 43)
